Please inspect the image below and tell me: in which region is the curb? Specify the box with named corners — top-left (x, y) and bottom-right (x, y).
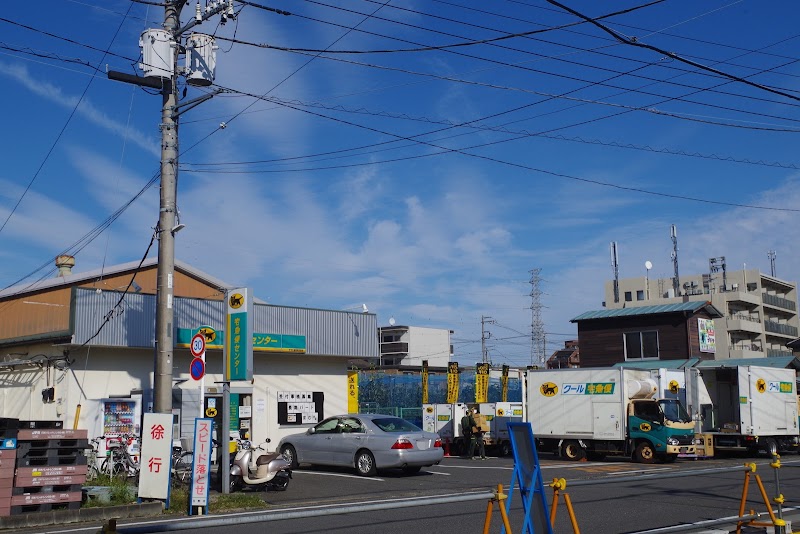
top-left (0, 502), bottom-right (164, 530)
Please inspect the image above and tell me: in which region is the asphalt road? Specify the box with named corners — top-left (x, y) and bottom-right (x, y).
top-left (19, 452), bottom-right (800, 533)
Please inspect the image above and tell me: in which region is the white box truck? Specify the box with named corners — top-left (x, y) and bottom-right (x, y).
top-left (651, 365), bottom-right (799, 456)
top-left (421, 402), bottom-right (523, 456)
top-left (527, 368), bottom-right (696, 463)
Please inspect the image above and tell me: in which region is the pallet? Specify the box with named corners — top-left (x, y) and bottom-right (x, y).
top-left (17, 429), bottom-right (86, 441)
top-left (19, 420), bottom-right (63, 430)
top-left (12, 483), bottom-right (82, 496)
top-left (10, 490), bottom-right (82, 506)
top-left (14, 474), bottom-right (86, 487)
top-left (10, 500), bottom-right (81, 515)
top-left (15, 465), bottom-right (88, 478)
top-left (16, 454), bottom-right (87, 468)
top-left (17, 438), bottom-right (88, 450)
top-left (17, 446), bottom-right (87, 460)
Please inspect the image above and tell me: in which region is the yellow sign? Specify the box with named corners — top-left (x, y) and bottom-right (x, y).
top-left (540, 382), bottom-right (558, 397)
top-left (199, 326), bottom-right (217, 343)
top-left (640, 422), bottom-right (651, 432)
top-left (421, 360), bottom-right (429, 405)
top-left (425, 406), bottom-right (433, 414)
top-left (206, 407), bottom-right (217, 418)
top-left (229, 293), bottom-right (244, 309)
top-left (475, 363), bottom-right (490, 403)
top-left (497, 408), bottom-right (505, 416)
top-left (756, 378), bottom-right (767, 393)
top-left (347, 371), bottom-right (359, 413)
top-left (447, 362), bottom-right (460, 404)
top-left (668, 380), bottom-right (679, 394)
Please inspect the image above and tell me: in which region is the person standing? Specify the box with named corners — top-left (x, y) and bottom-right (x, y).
top-left (471, 408), bottom-right (487, 460)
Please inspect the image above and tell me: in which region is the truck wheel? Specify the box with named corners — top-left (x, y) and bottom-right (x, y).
top-left (763, 438), bottom-right (778, 457)
top-left (562, 440), bottom-right (586, 461)
top-left (634, 442), bottom-right (656, 464)
top-left (498, 442), bottom-right (511, 457)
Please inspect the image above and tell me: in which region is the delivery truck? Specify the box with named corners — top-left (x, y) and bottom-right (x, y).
top-left (527, 368), bottom-right (696, 463)
top-left (650, 365), bottom-right (799, 457)
top-left (422, 402), bottom-right (523, 456)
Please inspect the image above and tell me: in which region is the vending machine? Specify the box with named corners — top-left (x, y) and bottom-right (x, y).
top-left (97, 397), bottom-right (143, 462)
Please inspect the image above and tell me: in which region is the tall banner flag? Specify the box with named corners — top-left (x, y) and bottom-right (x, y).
top-left (347, 371), bottom-right (359, 413)
top-left (421, 360), bottom-right (429, 404)
top-left (224, 288), bottom-right (253, 381)
top-left (475, 362), bottom-right (490, 403)
top-left (446, 362), bottom-right (460, 404)
top-left (501, 364), bottom-right (509, 402)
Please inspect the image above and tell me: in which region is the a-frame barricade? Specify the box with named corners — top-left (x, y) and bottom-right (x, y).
top-left (503, 422), bottom-right (554, 534)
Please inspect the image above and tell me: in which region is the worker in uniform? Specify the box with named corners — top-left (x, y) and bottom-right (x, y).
top-left (461, 407), bottom-right (487, 460)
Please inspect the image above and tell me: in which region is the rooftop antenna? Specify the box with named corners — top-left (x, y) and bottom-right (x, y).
top-left (670, 225), bottom-right (680, 296)
top-left (709, 256), bottom-right (727, 291)
top-left (768, 250), bottom-right (777, 277)
top-left (610, 242), bottom-right (620, 303)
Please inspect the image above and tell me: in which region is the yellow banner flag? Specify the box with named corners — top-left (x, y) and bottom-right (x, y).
top-left (421, 360), bottom-right (429, 404)
top-left (475, 362), bottom-right (490, 403)
top-left (501, 365), bottom-right (509, 402)
top-left (347, 371), bottom-right (359, 413)
top-left (446, 362), bottom-right (459, 404)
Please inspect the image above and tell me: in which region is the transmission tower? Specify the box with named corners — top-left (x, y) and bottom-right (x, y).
top-left (529, 269), bottom-right (545, 367)
top-left (481, 315), bottom-right (495, 364)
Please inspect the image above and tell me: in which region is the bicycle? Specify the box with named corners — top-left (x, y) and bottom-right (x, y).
top-left (101, 433), bottom-right (140, 482)
top-left (171, 444), bottom-right (194, 488)
top-left (85, 435), bottom-right (106, 483)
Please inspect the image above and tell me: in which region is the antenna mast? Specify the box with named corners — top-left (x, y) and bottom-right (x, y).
top-left (768, 250), bottom-right (777, 277)
top-left (670, 225), bottom-right (680, 296)
top-left (610, 242), bottom-right (620, 303)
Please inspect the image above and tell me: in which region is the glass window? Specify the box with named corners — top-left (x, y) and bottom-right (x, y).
top-left (314, 418), bottom-right (340, 434)
top-left (624, 291), bottom-right (633, 302)
top-left (624, 331), bottom-right (659, 360)
top-left (636, 290), bottom-right (645, 301)
top-left (372, 417), bottom-right (421, 433)
top-left (340, 418), bottom-right (364, 433)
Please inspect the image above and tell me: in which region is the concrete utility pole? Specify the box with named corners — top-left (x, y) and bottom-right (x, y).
top-left (153, 0), bottom-right (186, 415)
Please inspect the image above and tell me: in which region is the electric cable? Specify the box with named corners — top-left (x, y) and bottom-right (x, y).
top-left (0, 3), bottom-right (135, 238)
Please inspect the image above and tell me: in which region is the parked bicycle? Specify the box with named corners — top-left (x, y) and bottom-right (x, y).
top-left (171, 443), bottom-right (194, 488)
top-left (102, 433), bottom-right (140, 482)
top-left (85, 435), bottom-right (106, 483)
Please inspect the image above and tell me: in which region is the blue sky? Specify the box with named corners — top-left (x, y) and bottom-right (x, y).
top-left (2, 0), bottom-right (799, 368)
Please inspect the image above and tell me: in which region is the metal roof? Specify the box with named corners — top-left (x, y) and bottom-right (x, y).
top-left (0, 258), bottom-right (234, 300)
top-left (694, 356), bottom-right (800, 370)
top-left (613, 358), bottom-right (700, 370)
top-left (571, 301), bottom-right (723, 322)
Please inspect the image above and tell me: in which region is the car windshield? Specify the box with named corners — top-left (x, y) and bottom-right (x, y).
top-left (659, 399), bottom-right (692, 423)
top-left (372, 418), bottom-right (421, 433)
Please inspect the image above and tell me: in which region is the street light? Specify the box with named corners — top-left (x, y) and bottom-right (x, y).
top-left (645, 260), bottom-right (653, 300)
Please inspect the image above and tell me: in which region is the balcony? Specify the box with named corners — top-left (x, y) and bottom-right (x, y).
top-left (764, 320), bottom-right (798, 338)
top-left (379, 342), bottom-right (409, 355)
top-left (767, 348), bottom-right (795, 358)
top-left (729, 348), bottom-right (764, 359)
top-left (762, 293), bottom-right (797, 312)
top-left (726, 314), bottom-right (762, 334)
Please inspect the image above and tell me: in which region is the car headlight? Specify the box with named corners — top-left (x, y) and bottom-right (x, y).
top-left (667, 437), bottom-right (680, 446)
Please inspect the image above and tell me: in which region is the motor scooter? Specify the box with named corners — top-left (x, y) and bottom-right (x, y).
top-left (229, 438), bottom-right (292, 492)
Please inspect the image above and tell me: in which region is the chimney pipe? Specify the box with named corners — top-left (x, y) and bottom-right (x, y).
top-left (55, 255), bottom-right (75, 277)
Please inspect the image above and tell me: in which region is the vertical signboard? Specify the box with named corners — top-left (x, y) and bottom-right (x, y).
top-left (138, 413), bottom-right (174, 501)
top-left (475, 362), bottom-right (490, 403)
top-left (446, 362), bottom-right (460, 404)
top-left (421, 360), bottom-right (429, 405)
top-left (189, 418), bottom-right (214, 515)
top-left (225, 288), bottom-right (253, 381)
top-left (501, 364), bottom-right (509, 402)
top-left (698, 318), bottom-right (716, 353)
top-left (347, 371), bottom-right (359, 413)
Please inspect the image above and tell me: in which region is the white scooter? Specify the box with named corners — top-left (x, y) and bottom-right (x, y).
top-left (229, 439), bottom-right (292, 492)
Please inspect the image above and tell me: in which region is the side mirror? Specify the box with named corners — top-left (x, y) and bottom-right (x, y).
top-left (307, 428), bottom-right (316, 435)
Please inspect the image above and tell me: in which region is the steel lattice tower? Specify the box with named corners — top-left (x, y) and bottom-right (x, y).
top-left (529, 268), bottom-right (545, 367)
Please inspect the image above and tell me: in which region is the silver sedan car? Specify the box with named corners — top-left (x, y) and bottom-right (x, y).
top-left (278, 414), bottom-right (444, 476)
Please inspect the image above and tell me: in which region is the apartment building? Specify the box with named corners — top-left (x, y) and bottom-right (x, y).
top-left (603, 268), bottom-right (798, 360)
top-left (378, 325), bottom-right (453, 368)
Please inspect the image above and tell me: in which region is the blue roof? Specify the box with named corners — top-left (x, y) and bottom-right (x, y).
top-left (694, 356), bottom-right (800, 370)
top-left (571, 301), bottom-right (723, 322)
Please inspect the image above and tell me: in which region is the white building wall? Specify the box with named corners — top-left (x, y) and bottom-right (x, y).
top-left (0, 344), bottom-right (349, 453)
top-left (406, 326), bottom-right (451, 367)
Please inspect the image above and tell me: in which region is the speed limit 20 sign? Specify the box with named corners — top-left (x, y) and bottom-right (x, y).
top-left (190, 333), bottom-right (206, 358)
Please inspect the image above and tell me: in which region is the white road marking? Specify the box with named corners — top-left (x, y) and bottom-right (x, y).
top-left (291, 470), bottom-right (385, 481)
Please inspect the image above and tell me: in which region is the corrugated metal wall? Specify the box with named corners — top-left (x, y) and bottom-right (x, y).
top-left (72, 288), bottom-right (378, 358)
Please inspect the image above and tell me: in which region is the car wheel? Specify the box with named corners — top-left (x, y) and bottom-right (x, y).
top-left (402, 465), bottom-right (422, 475)
top-left (281, 444), bottom-right (299, 469)
top-left (561, 440), bottom-right (586, 461)
top-left (634, 442), bottom-right (656, 464)
top-left (355, 450), bottom-right (377, 476)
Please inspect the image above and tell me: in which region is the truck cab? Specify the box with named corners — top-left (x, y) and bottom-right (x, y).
top-left (627, 398), bottom-right (696, 463)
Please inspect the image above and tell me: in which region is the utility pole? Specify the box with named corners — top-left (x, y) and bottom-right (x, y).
top-left (153, 0), bottom-right (185, 415)
top-left (768, 250), bottom-right (777, 277)
top-left (670, 224), bottom-right (680, 297)
top-left (481, 315), bottom-right (494, 364)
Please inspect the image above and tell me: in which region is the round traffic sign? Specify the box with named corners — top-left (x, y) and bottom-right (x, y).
top-left (190, 357), bottom-right (205, 380)
top-left (190, 333), bottom-right (206, 357)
